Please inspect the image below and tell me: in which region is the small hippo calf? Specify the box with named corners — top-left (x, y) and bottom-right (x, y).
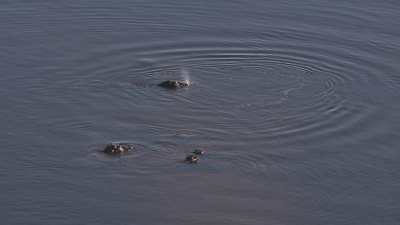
top-left (192, 149), bottom-right (205, 155)
top-left (103, 143), bottom-right (133, 155)
top-left (184, 154), bottom-right (199, 163)
top-left (158, 80), bottom-right (190, 89)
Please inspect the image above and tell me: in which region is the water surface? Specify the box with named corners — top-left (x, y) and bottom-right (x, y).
top-left (1, 1), bottom-right (400, 224)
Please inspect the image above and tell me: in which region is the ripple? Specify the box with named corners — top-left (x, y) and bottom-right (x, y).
top-left (60, 30), bottom-right (394, 176)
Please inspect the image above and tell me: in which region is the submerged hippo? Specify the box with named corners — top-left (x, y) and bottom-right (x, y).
top-left (103, 143), bottom-right (133, 155)
top-left (184, 154), bottom-right (199, 163)
top-left (192, 149), bottom-right (205, 155)
top-left (184, 149), bottom-right (206, 163)
top-left (158, 80), bottom-right (190, 89)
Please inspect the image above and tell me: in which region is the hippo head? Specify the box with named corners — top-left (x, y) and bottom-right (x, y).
top-left (158, 80), bottom-right (190, 89)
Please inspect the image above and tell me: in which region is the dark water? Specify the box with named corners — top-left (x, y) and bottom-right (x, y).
top-left (1, 1), bottom-right (400, 224)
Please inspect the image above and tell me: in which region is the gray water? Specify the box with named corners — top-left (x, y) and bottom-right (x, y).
top-left (1, 1), bottom-right (400, 224)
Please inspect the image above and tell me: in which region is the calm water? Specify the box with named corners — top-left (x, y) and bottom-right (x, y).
top-left (1, 1), bottom-right (400, 224)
